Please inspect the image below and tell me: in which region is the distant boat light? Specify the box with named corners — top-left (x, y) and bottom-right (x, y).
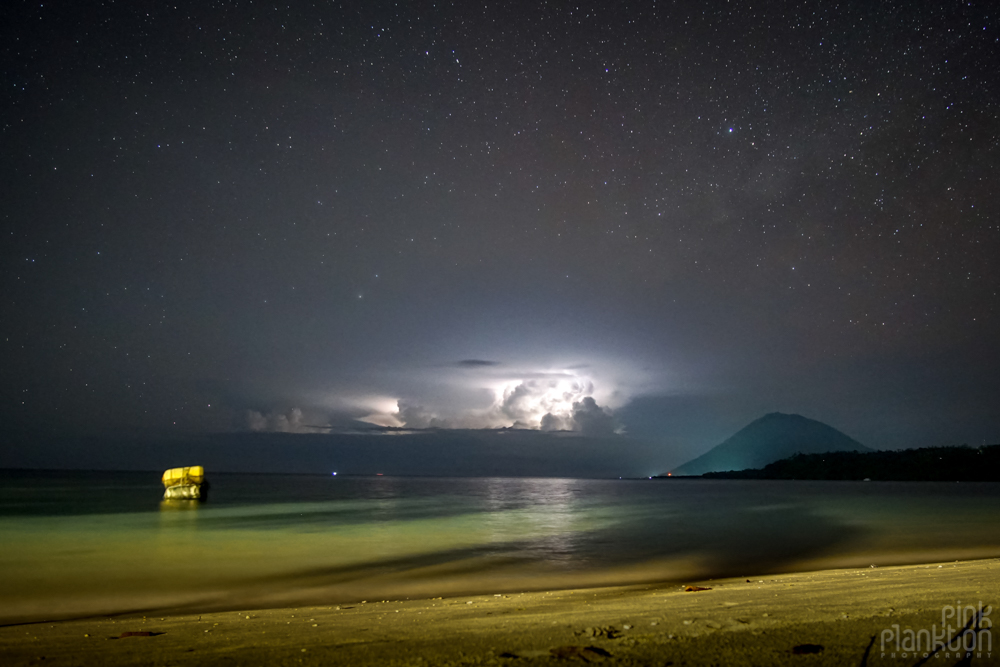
top-left (332, 472), bottom-right (337, 476)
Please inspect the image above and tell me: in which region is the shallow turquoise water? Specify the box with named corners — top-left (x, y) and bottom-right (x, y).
top-left (2, 471), bottom-right (999, 622)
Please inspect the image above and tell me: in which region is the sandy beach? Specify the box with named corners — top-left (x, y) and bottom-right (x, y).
top-left (2, 558), bottom-right (997, 666)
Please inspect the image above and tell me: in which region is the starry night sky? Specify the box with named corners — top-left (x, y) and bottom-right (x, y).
top-left (2, 0), bottom-right (998, 472)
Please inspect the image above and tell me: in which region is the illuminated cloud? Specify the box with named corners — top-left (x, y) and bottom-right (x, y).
top-left (570, 396), bottom-right (618, 435)
top-left (347, 363), bottom-right (627, 434)
top-left (489, 374), bottom-right (596, 429)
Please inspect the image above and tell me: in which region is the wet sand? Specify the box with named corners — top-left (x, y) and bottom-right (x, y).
top-left (2, 558), bottom-right (997, 666)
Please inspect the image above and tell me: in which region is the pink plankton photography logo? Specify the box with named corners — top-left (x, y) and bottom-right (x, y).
top-left (880, 601), bottom-right (992, 661)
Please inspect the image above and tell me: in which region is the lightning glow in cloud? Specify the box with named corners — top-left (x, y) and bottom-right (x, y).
top-left (366, 368), bottom-right (621, 433)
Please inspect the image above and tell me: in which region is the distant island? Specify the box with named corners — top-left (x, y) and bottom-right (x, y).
top-left (666, 412), bottom-right (870, 476)
top-left (698, 444), bottom-right (1000, 482)
top-left (661, 411), bottom-right (999, 481)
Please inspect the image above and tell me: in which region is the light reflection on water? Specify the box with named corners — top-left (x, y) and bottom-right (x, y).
top-left (1, 471), bottom-right (999, 622)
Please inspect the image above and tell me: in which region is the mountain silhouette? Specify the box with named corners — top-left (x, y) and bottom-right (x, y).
top-left (667, 412), bottom-right (871, 476)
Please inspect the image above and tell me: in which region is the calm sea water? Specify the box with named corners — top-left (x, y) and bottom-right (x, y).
top-left (2, 470), bottom-right (999, 623)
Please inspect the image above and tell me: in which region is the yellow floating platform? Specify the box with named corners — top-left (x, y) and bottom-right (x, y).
top-left (162, 466), bottom-right (208, 501)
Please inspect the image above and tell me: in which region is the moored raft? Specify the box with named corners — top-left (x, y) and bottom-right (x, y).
top-left (162, 465), bottom-right (209, 501)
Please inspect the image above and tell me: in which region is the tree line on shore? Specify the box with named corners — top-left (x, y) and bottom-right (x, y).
top-left (700, 444), bottom-right (1000, 481)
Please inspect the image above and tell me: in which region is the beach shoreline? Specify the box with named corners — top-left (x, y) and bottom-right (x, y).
top-left (2, 558), bottom-right (997, 666)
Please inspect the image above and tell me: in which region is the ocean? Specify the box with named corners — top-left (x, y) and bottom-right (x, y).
top-left (2, 470), bottom-right (999, 624)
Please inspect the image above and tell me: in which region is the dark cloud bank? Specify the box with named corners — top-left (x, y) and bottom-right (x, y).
top-left (0, 430), bottom-right (660, 479)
